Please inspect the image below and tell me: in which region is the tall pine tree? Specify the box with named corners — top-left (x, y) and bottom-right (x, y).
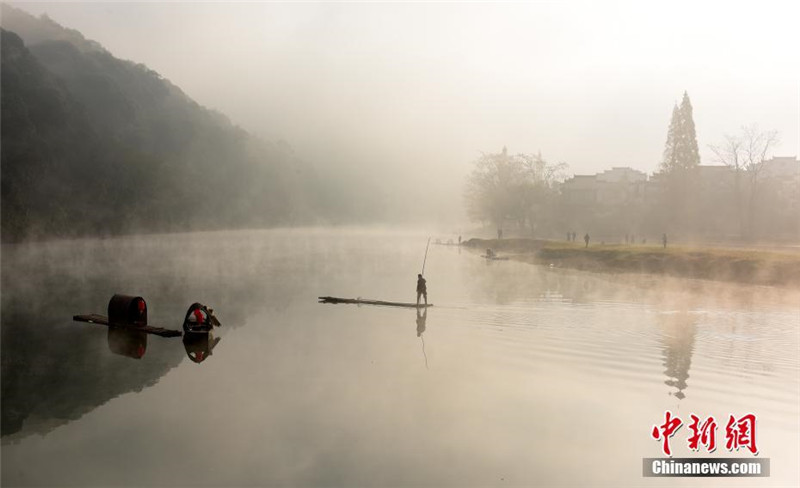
top-left (661, 91), bottom-right (700, 173)
top-left (661, 104), bottom-right (680, 173)
top-left (658, 91), bottom-right (701, 236)
top-left (676, 91), bottom-right (700, 170)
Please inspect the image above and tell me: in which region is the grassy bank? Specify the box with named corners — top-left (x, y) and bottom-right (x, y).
top-left (464, 238), bottom-right (800, 287)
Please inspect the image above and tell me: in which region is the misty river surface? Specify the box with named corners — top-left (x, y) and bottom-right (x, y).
top-left (2, 228), bottom-right (798, 487)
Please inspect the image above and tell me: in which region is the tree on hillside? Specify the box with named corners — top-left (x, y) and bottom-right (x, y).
top-left (465, 147), bottom-right (566, 236)
top-left (710, 125), bottom-right (779, 239)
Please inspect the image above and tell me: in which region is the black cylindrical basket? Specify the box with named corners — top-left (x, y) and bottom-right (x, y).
top-left (108, 294), bottom-right (147, 326)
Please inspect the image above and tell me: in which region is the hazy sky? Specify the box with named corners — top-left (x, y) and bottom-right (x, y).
top-left (9, 0), bottom-right (800, 212)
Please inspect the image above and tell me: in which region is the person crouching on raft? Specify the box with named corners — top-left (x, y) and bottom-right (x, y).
top-left (416, 274), bottom-right (427, 306)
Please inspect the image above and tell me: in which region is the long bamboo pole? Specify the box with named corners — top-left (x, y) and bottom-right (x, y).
top-left (421, 237), bottom-right (431, 276)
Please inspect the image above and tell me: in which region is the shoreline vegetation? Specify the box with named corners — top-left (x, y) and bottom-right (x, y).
top-left (463, 238), bottom-right (800, 288)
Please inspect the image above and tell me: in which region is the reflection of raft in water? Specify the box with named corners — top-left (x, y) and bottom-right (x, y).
top-left (183, 332), bottom-right (221, 363)
top-left (318, 296), bottom-right (434, 308)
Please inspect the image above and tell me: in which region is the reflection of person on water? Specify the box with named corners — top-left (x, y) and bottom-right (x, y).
top-left (183, 332), bottom-right (221, 363)
top-left (416, 274), bottom-right (427, 306)
top-left (416, 307), bottom-right (427, 337)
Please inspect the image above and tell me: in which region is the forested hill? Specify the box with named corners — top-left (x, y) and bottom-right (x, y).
top-left (1, 5), bottom-right (369, 242)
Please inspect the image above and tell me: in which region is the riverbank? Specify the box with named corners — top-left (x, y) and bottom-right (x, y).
top-left (463, 238), bottom-right (800, 287)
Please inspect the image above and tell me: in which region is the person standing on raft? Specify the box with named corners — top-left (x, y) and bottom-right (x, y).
top-left (416, 274), bottom-right (428, 306)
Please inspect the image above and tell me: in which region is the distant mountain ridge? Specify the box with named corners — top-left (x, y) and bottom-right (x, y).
top-left (1, 4), bottom-right (372, 242)
top-left (0, 4), bottom-right (105, 53)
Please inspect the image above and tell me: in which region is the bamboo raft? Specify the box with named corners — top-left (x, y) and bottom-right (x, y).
top-left (318, 296), bottom-right (433, 308)
top-left (73, 314), bottom-right (182, 337)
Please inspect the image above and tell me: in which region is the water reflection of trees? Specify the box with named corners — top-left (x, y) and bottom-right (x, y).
top-left (464, 251), bottom-right (797, 310)
top-left (464, 258), bottom-right (618, 305)
top-left (657, 312), bottom-right (697, 400)
top-left (0, 231), bottom-right (315, 441)
top-left (1, 304), bottom-right (184, 441)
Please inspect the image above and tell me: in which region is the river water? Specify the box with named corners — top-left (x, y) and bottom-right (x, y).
top-left (2, 228), bottom-right (798, 486)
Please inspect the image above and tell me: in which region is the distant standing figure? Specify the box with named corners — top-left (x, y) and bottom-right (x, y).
top-left (486, 248), bottom-right (496, 258)
top-left (662, 233), bottom-right (667, 249)
top-left (497, 228), bottom-right (503, 240)
top-left (572, 232), bottom-right (577, 242)
top-left (584, 233), bottom-right (590, 248)
top-left (458, 235), bottom-right (462, 246)
top-left (416, 274), bottom-right (427, 306)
